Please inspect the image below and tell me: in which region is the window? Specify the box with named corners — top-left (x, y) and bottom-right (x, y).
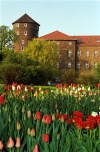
top-left (88, 38), bottom-right (92, 42)
top-left (69, 42), bottom-right (72, 45)
top-left (57, 42), bottom-right (59, 45)
top-left (68, 62), bottom-right (71, 68)
top-left (57, 62), bottom-right (59, 69)
top-left (94, 62), bottom-right (97, 68)
top-left (16, 23), bottom-right (19, 27)
top-left (78, 38), bottom-right (82, 42)
top-left (77, 50), bottom-right (81, 57)
top-left (24, 23), bottom-right (27, 27)
top-left (85, 62), bottom-right (89, 69)
top-left (86, 50), bottom-right (89, 57)
top-left (67, 50), bottom-right (72, 57)
top-left (21, 46), bottom-right (24, 51)
top-left (22, 40), bottom-right (24, 44)
top-left (17, 31), bottom-right (19, 35)
top-left (97, 38), bottom-right (100, 42)
top-left (77, 62), bottom-right (80, 69)
top-left (24, 31), bottom-right (27, 35)
top-left (36, 32), bottom-right (38, 37)
top-left (94, 50), bottom-right (98, 57)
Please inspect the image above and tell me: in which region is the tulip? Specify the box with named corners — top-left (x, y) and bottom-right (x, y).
top-left (15, 137), bottom-right (21, 147)
top-left (42, 134), bottom-right (49, 142)
top-left (7, 137), bottom-right (14, 148)
top-left (97, 83), bottom-right (100, 89)
top-left (17, 122), bottom-right (21, 130)
top-left (96, 115), bottom-right (100, 127)
top-left (0, 94), bottom-right (4, 104)
top-left (0, 140), bottom-right (4, 150)
top-left (34, 112), bottom-right (41, 120)
top-left (43, 115), bottom-right (52, 124)
top-left (27, 128), bottom-right (31, 135)
top-left (66, 117), bottom-right (73, 126)
top-left (33, 144), bottom-right (39, 152)
top-left (73, 111), bottom-right (84, 118)
top-left (27, 110), bottom-right (32, 118)
top-left (30, 128), bottom-right (35, 137)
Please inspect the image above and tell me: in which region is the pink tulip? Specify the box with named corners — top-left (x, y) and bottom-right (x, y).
top-left (0, 140), bottom-right (4, 150)
top-left (33, 144), bottom-right (39, 152)
top-left (15, 137), bottom-right (21, 147)
top-left (7, 137), bottom-right (14, 148)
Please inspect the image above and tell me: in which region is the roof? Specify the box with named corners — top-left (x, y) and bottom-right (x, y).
top-left (39, 30), bottom-right (77, 40)
top-left (40, 30), bottom-right (100, 45)
top-left (12, 13), bottom-right (40, 25)
top-left (72, 35), bottom-right (100, 45)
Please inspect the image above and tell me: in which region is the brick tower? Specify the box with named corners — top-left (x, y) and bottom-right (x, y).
top-left (12, 13), bottom-right (40, 52)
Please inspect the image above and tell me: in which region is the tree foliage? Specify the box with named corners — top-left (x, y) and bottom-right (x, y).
top-left (94, 63), bottom-right (100, 81)
top-left (24, 38), bottom-right (59, 69)
top-left (0, 25), bottom-right (18, 50)
top-left (60, 69), bottom-right (77, 84)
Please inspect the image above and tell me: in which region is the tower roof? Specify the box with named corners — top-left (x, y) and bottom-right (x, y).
top-left (12, 13), bottom-right (40, 25)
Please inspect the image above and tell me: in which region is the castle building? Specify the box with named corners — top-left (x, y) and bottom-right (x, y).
top-left (12, 13), bottom-right (40, 52)
top-left (40, 30), bottom-right (100, 74)
top-left (13, 14), bottom-right (100, 74)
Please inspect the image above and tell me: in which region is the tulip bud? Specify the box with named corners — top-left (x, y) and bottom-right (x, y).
top-left (0, 140), bottom-right (4, 150)
top-left (30, 128), bottom-right (35, 137)
top-left (33, 144), bottom-right (39, 152)
top-left (15, 137), bottom-right (21, 148)
top-left (27, 110), bottom-right (31, 118)
top-left (52, 114), bottom-right (55, 121)
top-left (57, 133), bottom-right (60, 140)
top-left (17, 122), bottom-right (21, 130)
top-left (7, 137), bottom-right (14, 148)
top-left (42, 134), bottom-right (49, 142)
top-left (22, 106), bottom-right (25, 113)
top-left (27, 128), bottom-right (31, 135)
top-left (60, 117), bottom-right (64, 123)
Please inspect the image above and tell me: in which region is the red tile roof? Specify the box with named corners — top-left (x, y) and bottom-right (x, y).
top-left (12, 13), bottom-right (40, 25)
top-left (39, 30), bottom-right (100, 45)
top-left (40, 30), bottom-right (76, 40)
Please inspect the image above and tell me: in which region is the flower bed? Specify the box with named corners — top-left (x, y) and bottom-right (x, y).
top-left (0, 82), bottom-right (100, 151)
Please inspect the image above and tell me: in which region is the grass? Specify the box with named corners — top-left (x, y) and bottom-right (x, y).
top-left (0, 84), bottom-right (56, 95)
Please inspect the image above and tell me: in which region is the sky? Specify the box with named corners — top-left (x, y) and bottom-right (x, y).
top-left (0, 0), bottom-right (100, 36)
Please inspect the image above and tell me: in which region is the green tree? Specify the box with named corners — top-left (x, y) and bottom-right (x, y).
top-left (94, 63), bottom-right (100, 82)
top-left (0, 25), bottom-right (18, 50)
top-left (23, 38), bottom-right (59, 81)
top-left (60, 69), bottom-right (77, 84)
top-left (24, 38), bottom-right (59, 69)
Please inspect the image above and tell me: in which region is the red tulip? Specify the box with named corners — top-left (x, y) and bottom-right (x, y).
top-left (43, 115), bottom-right (52, 124)
top-left (56, 114), bottom-right (61, 120)
top-left (0, 140), bottom-right (4, 150)
top-left (73, 111), bottom-right (84, 118)
top-left (42, 134), bottom-right (49, 142)
top-left (35, 112), bottom-right (41, 120)
top-left (12, 82), bottom-right (18, 87)
top-left (7, 137), bottom-right (14, 148)
top-left (66, 117), bottom-right (73, 125)
top-left (61, 114), bottom-right (68, 121)
top-left (75, 118), bottom-right (83, 129)
top-left (96, 115), bottom-right (100, 127)
top-left (82, 120), bottom-right (95, 130)
top-left (15, 137), bottom-right (21, 147)
top-left (33, 144), bottom-right (39, 152)
top-left (0, 94), bottom-right (5, 104)
top-left (97, 83), bottom-right (100, 89)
